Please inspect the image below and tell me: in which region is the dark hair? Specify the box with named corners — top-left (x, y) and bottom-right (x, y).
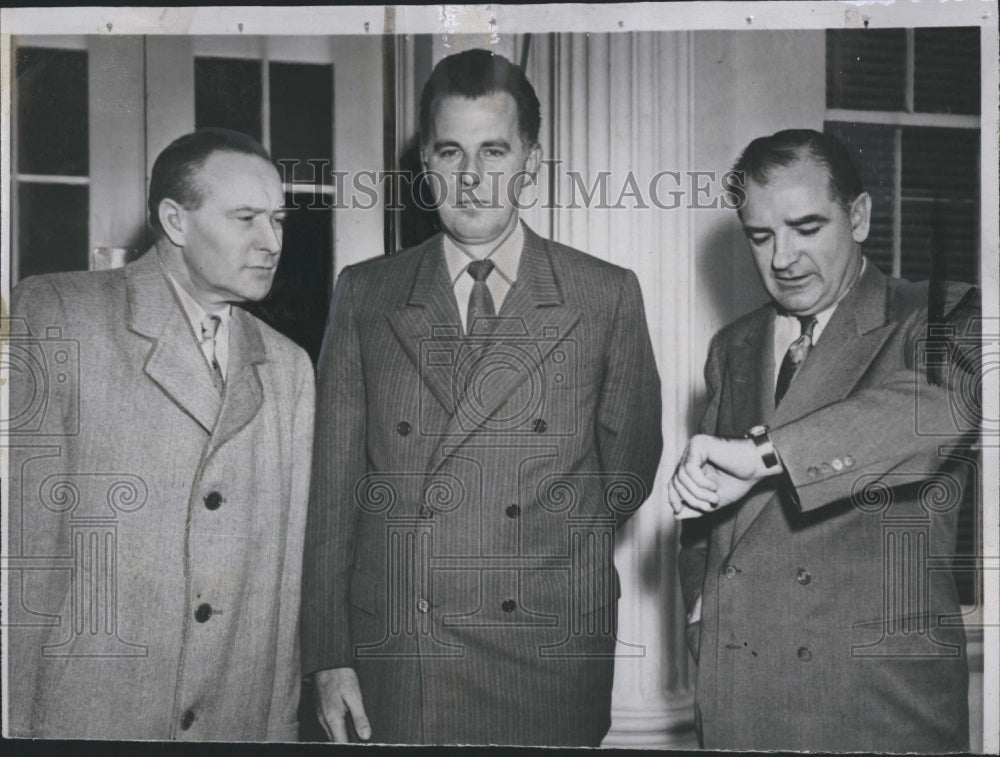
top-left (147, 128), bottom-right (273, 236)
top-left (418, 49), bottom-right (541, 147)
top-left (731, 129), bottom-right (865, 210)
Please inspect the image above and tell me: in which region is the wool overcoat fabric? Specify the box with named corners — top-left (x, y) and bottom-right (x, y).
top-left (7, 250), bottom-right (314, 740)
top-left (679, 262), bottom-right (977, 752)
top-left (302, 224), bottom-right (662, 746)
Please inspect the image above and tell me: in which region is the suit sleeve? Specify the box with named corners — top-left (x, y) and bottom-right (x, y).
top-left (266, 349), bottom-right (315, 740)
top-left (678, 331), bottom-right (723, 616)
top-left (770, 282), bottom-right (980, 513)
top-left (595, 269), bottom-right (662, 526)
top-left (300, 268), bottom-right (367, 674)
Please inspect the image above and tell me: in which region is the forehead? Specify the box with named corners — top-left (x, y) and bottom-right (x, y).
top-left (194, 151), bottom-right (282, 205)
top-left (429, 91), bottom-right (520, 141)
top-left (743, 159), bottom-right (838, 218)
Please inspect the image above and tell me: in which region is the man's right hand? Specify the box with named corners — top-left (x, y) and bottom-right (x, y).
top-left (314, 667), bottom-right (371, 742)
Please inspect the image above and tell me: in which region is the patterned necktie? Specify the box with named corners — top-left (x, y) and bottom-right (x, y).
top-left (200, 314), bottom-right (225, 390)
top-left (774, 315), bottom-right (817, 407)
top-left (466, 260), bottom-right (496, 332)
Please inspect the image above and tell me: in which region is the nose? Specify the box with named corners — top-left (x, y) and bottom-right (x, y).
top-left (771, 229), bottom-right (798, 271)
top-left (457, 154), bottom-right (482, 189)
top-left (257, 216), bottom-right (282, 255)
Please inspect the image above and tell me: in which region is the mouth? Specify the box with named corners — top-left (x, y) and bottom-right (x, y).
top-left (774, 272), bottom-right (814, 287)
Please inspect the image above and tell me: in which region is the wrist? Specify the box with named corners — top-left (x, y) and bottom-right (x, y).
top-left (745, 425), bottom-right (781, 475)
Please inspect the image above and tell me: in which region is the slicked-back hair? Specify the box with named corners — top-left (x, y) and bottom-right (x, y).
top-left (419, 48), bottom-right (541, 148)
top-left (732, 129), bottom-right (865, 211)
top-left (148, 128), bottom-right (273, 236)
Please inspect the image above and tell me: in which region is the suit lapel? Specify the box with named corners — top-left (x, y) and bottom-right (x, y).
top-left (428, 224), bottom-right (582, 474)
top-left (728, 262), bottom-right (895, 550)
top-left (386, 235), bottom-right (464, 416)
top-left (208, 307), bottom-right (266, 457)
top-left (126, 251), bottom-right (223, 433)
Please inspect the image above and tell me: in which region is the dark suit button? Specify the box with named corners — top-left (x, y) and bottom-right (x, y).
top-left (417, 598), bottom-right (430, 614)
top-left (723, 565), bottom-right (739, 579)
top-left (397, 421), bottom-right (411, 437)
top-left (180, 709), bottom-right (195, 730)
top-left (532, 419), bottom-right (547, 433)
top-left (797, 646), bottom-right (812, 661)
top-left (501, 599), bottom-right (517, 613)
top-left (796, 569), bottom-right (812, 585)
top-left (194, 603), bottom-right (212, 623)
top-left (204, 491), bottom-right (222, 510)
top-left (505, 504), bottom-right (521, 519)
top-left (418, 506), bottom-right (433, 519)
top-left (806, 466), bottom-right (819, 478)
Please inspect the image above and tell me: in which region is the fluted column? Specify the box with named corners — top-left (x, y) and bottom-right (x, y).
top-left (529, 31), bottom-right (698, 747)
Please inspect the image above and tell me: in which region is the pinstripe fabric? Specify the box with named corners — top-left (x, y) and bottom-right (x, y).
top-left (302, 223), bottom-right (662, 746)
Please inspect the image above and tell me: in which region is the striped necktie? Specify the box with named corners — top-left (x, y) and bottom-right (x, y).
top-left (774, 315), bottom-right (817, 407)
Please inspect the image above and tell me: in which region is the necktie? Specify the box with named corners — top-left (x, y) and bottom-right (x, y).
top-left (200, 314), bottom-right (225, 390)
top-left (774, 315), bottom-right (817, 407)
top-left (466, 259), bottom-right (496, 332)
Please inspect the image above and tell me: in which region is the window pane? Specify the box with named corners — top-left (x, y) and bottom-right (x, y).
top-left (826, 29), bottom-right (906, 111)
top-left (824, 121), bottom-right (896, 276)
top-left (914, 27), bottom-right (981, 115)
top-left (18, 183), bottom-right (89, 278)
top-left (16, 47), bottom-right (88, 176)
top-left (901, 127), bottom-right (978, 284)
top-left (240, 193), bottom-right (333, 363)
top-left (195, 57), bottom-right (262, 141)
top-left (270, 62), bottom-right (333, 184)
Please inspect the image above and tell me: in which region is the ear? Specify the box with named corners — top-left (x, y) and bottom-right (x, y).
top-left (849, 191), bottom-right (871, 244)
top-left (523, 142), bottom-right (542, 177)
top-left (158, 198), bottom-right (188, 248)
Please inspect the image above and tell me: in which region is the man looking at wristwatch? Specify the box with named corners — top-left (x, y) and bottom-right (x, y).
top-left (670, 129), bottom-right (979, 752)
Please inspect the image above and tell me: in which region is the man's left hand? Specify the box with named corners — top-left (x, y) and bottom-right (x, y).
top-left (668, 435), bottom-right (778, 518)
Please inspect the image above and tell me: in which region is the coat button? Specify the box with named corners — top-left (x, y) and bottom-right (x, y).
top-left (844, 455), bottom-right (855, 467)
top-left (806, 466), bottom-right (819, 478)
top-left (397, 421), bottom-right (411, 437)
top-left (821, 462), bottom-right (832, 473)
top-left (417, 598), bottom-right (430, 614)
top-left (797, 646), bottom-right (812, 661)
top-left (204, 491), bottom-right (222, 510)
top-left (418, 506), bottom-right (433, 519)
top-left (501, 599), bottom-right (517, 613)
top-left (180, 709), bottom-right (195, 730)
top-left (831, 458), bottom-right (844, 471)
top-left (532, 419), bottom-right (547, 433)
top-left (723, 565), bottom-right (739, 579)
top-left (796, 569), bottom-right (812, 585)
top-left (194, 603), bottom-right (213, 623)
top-left (505, 504), bottom-right (521, 519)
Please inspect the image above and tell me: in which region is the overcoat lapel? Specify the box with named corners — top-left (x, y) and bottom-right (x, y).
top-left (727, 263), bottom-right (896, 550)
top-left (207, 307), bottom-right (266, 457)
top-left (386, 235), bottom-right (464, 416)
top-left (126, 251), bottom-right (223, 434)
top-left (428, 225), bottom-right (582, 474)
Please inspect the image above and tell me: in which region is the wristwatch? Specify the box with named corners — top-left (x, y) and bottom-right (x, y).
top-left (745, 424), bottom-right (779, 470)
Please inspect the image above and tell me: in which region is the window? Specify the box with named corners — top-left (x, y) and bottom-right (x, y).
top-left (194, 55), bottom-right (335, 362)
top-left (13, 45), bottom-right (90, 279)
top-left (826, 27), bottom-right (982, 605)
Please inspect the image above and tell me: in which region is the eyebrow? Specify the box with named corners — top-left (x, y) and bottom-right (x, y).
top-left (786, 214), bottom-right (828, 227)
top-left (431, 139), bottom-right (512, 152)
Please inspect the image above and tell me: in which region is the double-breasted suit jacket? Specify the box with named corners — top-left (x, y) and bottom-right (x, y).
top-left (679, 262), bottom-right (977, 751)
top-left (8, 250), bottom-right (314, 740)
top-left (302, 223), bottom-right (662, 746)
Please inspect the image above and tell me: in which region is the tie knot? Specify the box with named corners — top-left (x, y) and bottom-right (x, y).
top-left (467, 259), bottom-right (495, 283)
top-left (201, 314), bottom-right (221, 341)
top-left (797, 315), bottom-right (817, 341)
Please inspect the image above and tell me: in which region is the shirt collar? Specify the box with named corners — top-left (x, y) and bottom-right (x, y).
top-left (159, 260), bottom-right (232, 335)
top-left (443, 221), bottom-right (524, 287)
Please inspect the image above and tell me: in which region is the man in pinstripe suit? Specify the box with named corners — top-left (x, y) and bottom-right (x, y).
top-left (302, 49), bottom-right (662, 746)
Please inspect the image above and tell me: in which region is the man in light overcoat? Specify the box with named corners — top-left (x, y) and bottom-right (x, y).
top-left (7, 128), bottom-right (314, 740)
top-left (302, 49), bottom-right (662, 747)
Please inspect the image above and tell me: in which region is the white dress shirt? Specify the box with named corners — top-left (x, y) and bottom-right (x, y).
top-left (163, 269), bottom-right (232, 380)
top-left (771, 258), bottom-right (867, 390)
top-left (444, 222), bottom-right (524, 333)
